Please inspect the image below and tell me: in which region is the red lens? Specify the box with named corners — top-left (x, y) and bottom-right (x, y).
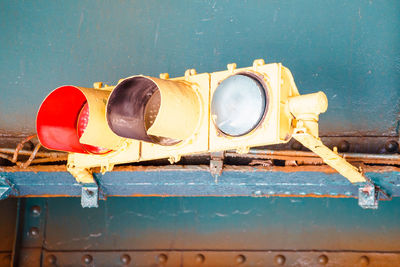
top-left (36, 86), bottom-right (110, 154)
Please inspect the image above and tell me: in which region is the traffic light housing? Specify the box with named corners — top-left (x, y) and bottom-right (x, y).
top-left (36, 85), bottom-right (127, 154)
top-left (36, 59), bottom-right (367, 185)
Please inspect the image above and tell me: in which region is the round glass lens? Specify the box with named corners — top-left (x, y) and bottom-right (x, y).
top-left (211, 74), bottom-right (266, 136)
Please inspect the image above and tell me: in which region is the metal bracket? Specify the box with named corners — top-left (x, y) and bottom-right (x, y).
top-left (358, 183), bottom-right (379, 209)
top-left (0, 176), bottom-right (14, 200)
top-left (293, 131), bottom-right (367, 184)
top-left (81, 183), bottom-right (99, 208)
top-left (210, 151), bottom-right (224, 182)
top-left (67, 164), bottom-right (99, 208)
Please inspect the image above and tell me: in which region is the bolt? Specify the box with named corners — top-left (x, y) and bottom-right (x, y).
top-left (291, 141), bottom-right (302, 151)
top-left (274, 254), bottom-right (286, 265)
top-left (2, 255), bottom-right (11, 265)
top-left (385, 140), bottom-right (399, 153)
top-left (29, 227), bottom-right (39, 238)
top-left (31, 205), bottom-right (41, 217)
top-left (195, 254), bottom-right (205, 264)
top-left (338, 140), bottom-right (350, 152)
top-left (46, 254), bottom-right (57, 264)
top-left (317, 254), bottom-right (328, 265)
top-left (235, 254), bottom-right (246, 264)
top-left (82, 254), bottom-right (93, 264)
top-left (358, 256), bottom-right (370, 266)
top-left (120, 254), bottom-right (131, 265)
top-left (158, 253), bottom-right (168, 264)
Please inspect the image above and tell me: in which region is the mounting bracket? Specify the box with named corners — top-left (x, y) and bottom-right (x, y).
top-left (210, 151), bottom-right (224, 182)
top-left (0, 176), bottom-right (15, 200)
top-left (358, 183), bottom-right (379, 209)
top-left (81, 183), bottom-right (99, 208)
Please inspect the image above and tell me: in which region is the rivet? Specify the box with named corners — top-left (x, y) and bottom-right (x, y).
top-left (31, 206), bottom-right (41, 217)
top-left (82, 254), bottom-right (93, 264)
top-left (317, 254), bottom-right (328, 265)
top-left (275, 255), bottom-right (286, 265)
top-left (195, 253), bottom-right (205, 264)
top-left (338, 140), bottom-right (350, 152)
top-left (29, 227), bottom-right (39, 238)
top-left (291, 141), bottom-right (302, 151)
top-left (385, 140), bottom-right (399, 153)
top-left (358, 255), bottom-right (370, 266)
top-left (2, 255), bottom-right (11, 265)
top-left (46, 254), bottom-right (57, 264)
top-left (120, 254), bottom-right (131, 264)
top-left (158, 253), bottom-right (168, 263)
top-left (235, 254), bottom-right (246, 264)
top-left (274, 254), bottom-right (286, 265)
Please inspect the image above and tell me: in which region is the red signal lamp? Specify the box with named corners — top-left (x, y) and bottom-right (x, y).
top-left (36, 86), bottom-right (114, 154)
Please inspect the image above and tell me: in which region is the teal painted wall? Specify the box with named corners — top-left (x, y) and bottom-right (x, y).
top-left (0, 0), bottom-right (399, 135)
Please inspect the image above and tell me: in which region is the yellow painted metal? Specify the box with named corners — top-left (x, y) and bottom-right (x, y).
top-left (76, 86), bottom-right (125, 150)
top-left (140, 71), bottom-right (210, 162)
top-left (209, 60), bottom-right (298, 153)
top-left (144, 76), bottom-right (201, 140)
top-left (66, 162), bottom-right (95, 184)
top-left (61, 59), bottom-right (367, 184)
top-left (293, 133), bottom-right (367, 183)
top-left (67, 139), bottom-right (140, 171)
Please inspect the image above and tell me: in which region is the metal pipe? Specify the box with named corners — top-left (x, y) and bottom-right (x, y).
top-left (0, 148), bottom-right (67, 158)
top-left (247, 149), bottom-right (400, 161)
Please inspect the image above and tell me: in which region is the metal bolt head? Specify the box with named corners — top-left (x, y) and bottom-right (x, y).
top-left (157, 253), bottom-right (168, 264)
top-left (82, 254), bottom-right (93, 264)
top-left (338, 140), bottom-right (350, 152)
top-left (235, 254), bottom-right (246, 264)
top-left (120, 254), bottom-right (131, 265)
top-left (358, 256), bottom-right (370, 266)
top-left (274, 254), bottom-right (286, 265)
top-left (46, 254), bottom-right (57, 264)
top-left (29, 227), bottom-right (39, 238)
top-left (317, 254), bottom-right (328, 265)
top-left (385, 140), bottom-right (399, 153)
top-left (195, 254), bottom-right (205, 264)
top-left (31, 205), bottom-right (41, 217)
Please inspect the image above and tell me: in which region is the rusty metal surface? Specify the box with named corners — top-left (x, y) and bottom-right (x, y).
top-left (1, 197), bottom-right (399, 266)
top-left (37, 251), bottom-right (400, 267)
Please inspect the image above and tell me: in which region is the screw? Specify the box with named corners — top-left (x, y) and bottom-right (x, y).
top-left (274, 254), bottom-right (286, 265)
top-left (158, 253), bottom-right (168, 264)
top-left (291, 141), bottom-right (302, 151)
top-left (385, 140), bottom-right (399, 153)
top-left (317, 254), bottom-right (328, 265)
top-left (195, 254), bottom-right (205, 264)
top-left (120, 254), bottom-right (131, 265)
top-left (338, 140), bottom-right (350, 152)
top-left (82, 254), bottom-right (93, 264)
top-left (31, 206), bottom-right (41, 217)
top-left (46, 254), bottom-right (57, 264)
top-left (235, 254), bottom-right (246, 264)
top-left (358, 256), bottom-right (369, 266)
top-left (29, 227), bottom-right (39, 238)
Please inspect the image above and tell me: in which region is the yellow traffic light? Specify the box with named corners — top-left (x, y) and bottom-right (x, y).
top-left (37, 59), bottom-right (368, 185)
top-left (209, 60), bottom-right (301, 153)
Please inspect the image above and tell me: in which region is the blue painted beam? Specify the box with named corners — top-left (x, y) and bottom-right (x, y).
top-left (1, 166), bottom-right (399, 198)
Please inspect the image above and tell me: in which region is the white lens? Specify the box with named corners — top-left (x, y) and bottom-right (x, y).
top-left (211, 74), bottom-right (267, 136)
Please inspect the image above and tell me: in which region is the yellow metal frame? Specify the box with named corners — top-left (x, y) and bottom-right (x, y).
top-left (61, 60), bottom-right (367, 185)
